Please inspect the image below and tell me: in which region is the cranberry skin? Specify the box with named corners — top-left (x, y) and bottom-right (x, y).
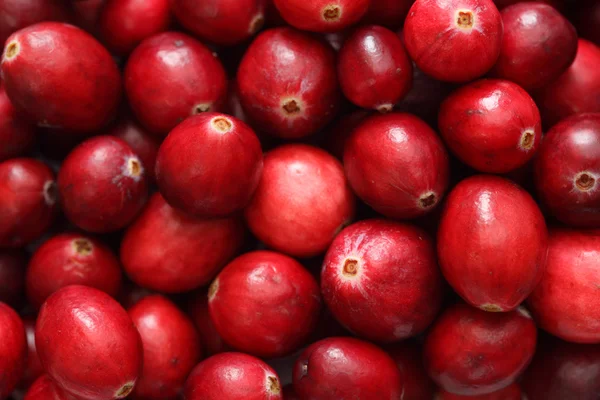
top-left (338, 25), bottom-right (412, 112)
top-left (293, 337), bottom-right (404, 399)
top-left (237, 28), bottom-right (339, 139)
top-left (536, 39), bottom-right (600, 129)
top-left (171, 0), bottom-right (266, 46)
top-left (273, 0), bottom-right (369, 32)
top-left (124, 32), bottom-right (227, 137)
top-left (245, 144), bottom-right (355, 258)
top-left (344, 113), bottom-right (449, 219)
top-left (424, 303), bottom-right (537, 396)
top-left (24, 375), bottom-right (78, 400)
top-left (387, 341), bottom-right (435, 399)
top-left (26, 234), bottom-right (123, 309)
top-left (494, 0), bottom-right (562, 9)
top-left (1, 22), bottom-right (122, 133)
top-left (404, 0), bottom-right (503, 82)
top-left (492, 3), bottom-right (577, 90)
top-left (19, 318), bottom-right (43, 390)
top-left (321, 219), bottom-right (443, 342)
top-left (36, 285), bottom-right (143, 400)
top-left (156, 113), bottom-right (263, 218)
top-left (439, 79), bottom-right (542, 173)
top-left (534, 113), bottom-right (600, 227)
top-left (118, 282), bottom-right (154, 309)
top-left (0, 158), bottom-right (57, 247)
top-left (0, 250), bottom-right (26, 306)
top-left (437, 383), bottom-right (522, 399)
top-left (128, 295), bottom-right (201, 400)
top-left (209, 251), bottom-right (322, 358)
top-left (183, 352), bottom-right (283, 400)
top-left (363, 0), bottom-right (415, 29)
top-left (99, 0), bottom-right (171, 55)
top-left (111, 117), bottom-right (161, 183)
top-left (0, 84), bottom-right (35, 161)
top-left (438, 176), bottom-right (547, 312)
top-left (121, 193), bottom-right (245, 293)
top-left (70, 0), bottom-right (106, 37)
top-left (0, 303), bottom-right (26, 398)
top-left (0, 0), bottom-right (70, 45)
top-left (188, 291), bottom-right (229, 356)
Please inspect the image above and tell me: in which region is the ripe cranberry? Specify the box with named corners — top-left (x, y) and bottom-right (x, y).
top-left (438, 176), bottom-right (547, 312)
top-left (534, 113), bottom-right (600, 227)
top-left (574, 1), bottom-right (600, 46)
top-left (19, 318), bottom-right (43, 390)
top-left (273, 0), bottom-right (369, 32)
top-left (492, 3), bottom-right (577, 90)
top-left (0, 84), bottom-right (35, 162)
top-left (118, 282), bottom-right (154, 309)
top-left (0, 158), bottom-right (57, 247)
top-left (128, 295), bottom-right (201, 400)
top-left (293, 337), bottom-right (404, 399)
top-left (26, 234), bottom-right (123, 309)
top-left (362, 0), bottom-right (415, 28)
top-left (171, 0), bottom-right (266, 45)
top-left (437, 383), bottom-right (522, 399)
top-left (338, 25), bottom-right (412, 112)
top-left (224, 80), bottom-right (248, 123)
top-left (121, 193), bottom-right (245, 293)
top-left (424, 303), bottom-right (536, 396)
top-left (156, 113), bottom-right (263, 218)
top-left (188, 291), bottom-right (230, 356)
top-left (0, 303), bottom-right (26, 399)
top-left (0, 250), bottom-right (26, 307)
top-left (24, 375), bottom-right (77, 400)
top-left (0, 0), bottom-right (70, 45)
top-left (1, 22), bottom-right (121, 133)
top-left (209, 251), bottom-right (321, 358)
top-left (70, 0), bottom-right (106, 37)
top-left (387, 340), bottom-right (435, 399)
top-left (99, 0), bottom-right (171, 55)
top-left (439, 79), bottom-right (542, 173)
top-left (494, 0), bottom-right (563, 9)
top-left (404, 0), bottom-right (503, 82)
top-left (321, 219), bottom-right (443, 342)
top-left (245, 144), bottom-right (355, 258)
top-left (535, 39), bottom-right (600, 128)
top-left (324, 110), bottom-right (368, 160)
top-left (111, 117), bottom-right (161, 183)
top-left (125, 32), bottom-right (227, 136)
top-left (237, 28), bottom-right (339, 139)
top-left (183, 352), bottom-right (283, 399)
top-left (36, 285), bottom-right (143, 400)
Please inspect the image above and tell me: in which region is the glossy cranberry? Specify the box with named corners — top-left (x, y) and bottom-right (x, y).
top-left (19, 317), bottom-right (43, 390)
top-left (237, 28), bottom-right (339, 139)
top-left (124, 32), bottom-right (228, 136)
top-left (363, 0), bottom-right (415, 28)
top-left (439, 79), bottom-right (542, 173)
top-left (0, 158), bottom-right (57, 247)
top-left (188, 291), bottom-right (229, 356)
top-left (0, 84), bottom-right (35, 161)
top-left (534, 113), bottom-right (600, 227)
top-left (111, 117), bottom-right (161, 183)
top-left (387, 341), bottom-right (435, 400)
top-left (0, 0), bottom-right (70, 45)
top-left (273, 0), bottom-right (369, 32)
top-left (0, 302), bottom-right (26, 399)
top-left (24, 374), bottom-right (78, 400)
top-left (437, 383), bottom-right (522, 399)
top-left (36, 285), bottom-right (143, 400)
top-left (245, 144), bottom-right (355, 258)
top-left (0, 250), bottom-right (26, 307)
top-left (424, 303), bottom-right (537, 396)
top-left (121, 193), bottom-right (245, 293)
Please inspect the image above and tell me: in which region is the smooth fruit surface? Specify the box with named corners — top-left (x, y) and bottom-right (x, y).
top-left (363, 0), bottom-right (416, 28)
top-left (0, 84), bottom-right (35, 162)
top-left (0, 0), bottom-right (69, 45)
top-left (387, 341), bottom-right (435, 399)
top-left (273, 0), bottom-right (369, 32)
top-left (0, 302), bottom-right (26, 399)
top-left (24, 375), bottom-right (76, 400)
top-left (188, 291), bottom-right (229, 356)
top-left (437, 383), bottom-right (522, 399)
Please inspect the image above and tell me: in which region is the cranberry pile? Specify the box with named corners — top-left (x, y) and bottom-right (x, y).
top-left (1, 0), bottom-right (599, 399)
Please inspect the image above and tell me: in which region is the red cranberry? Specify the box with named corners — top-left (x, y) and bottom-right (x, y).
top-left (424, 303), bottom-right (537, 396)
top-left (439, 79), bottom-right (542, 173)
top-left (188, 291), bottom-right (230, 356)
top-left (0, 0), bottom-right (70, 45)
top-left (387, 341), bottom-right (435, 399)
top-left (321, 219), bottom-right (443, 342)
top-left (156, 113), bottom-right (263, 218)
top-left (224, 80), bottom-right (248, 123)
top-left (437, 176), bottom-right (547, 312)
top-left (534, 113), bottom-right (600, 227)
top-left (117, 282), bottom-right (154, 309)
top-left (24, 374), bottom-right (78, 400)
top-left (404, 0), bottom-right (503, 82)
top-left (128, 295), bottom-right (201, 400)
top-left (36, 285), bottom-right (143, 399)
top-left (99, 0), bottom-right (171, 55)
top-left (0, 84), bottom-right (35, 162)
top-left (437, 383), bottom-right (522, 399)
top-left (535, 39), bottom-right (600, 128)
top-left (273, 0), bottom-right (369, 32)
top-left (183, 352), bottom-right (283, 399)
top-left (324, 110), bottom-right (368, 160)
top-left (494, 0), bottom-right (563, 9)
top-left (26, 234), bottom-right (123, 309)
top-left (111, 117), bottom-right (161, 183)
top-left (492, 3), bottom-right (577, 90)
top-left (293, 337), bottom-right (404, 399)
top-left (0, 250), bottom-right (27, 307)
top-left (362, 0), bottom-right (415, 29)
top-left (1, 22), bottom-right (121, 133)
top-left (245, 144), bottom-right (355, 258)
top-left (70, 0), bottom-right (106, 37)
top-left (19, 317), bottom-right (43, 390)
top-left (0, 303), bottom-right (26, 399)
top-left (209, 251), bottom-right (321, 358)
top-left (338, 25), bottom-right (412, 112)
top-left (237, 28), bottom-right (339, 139)
top-left (0, 158), bottom-right (57, 247)
top-left (124, 32), bottom-right (228, 136)
top-left (121, 193), bottom-right (245, 293)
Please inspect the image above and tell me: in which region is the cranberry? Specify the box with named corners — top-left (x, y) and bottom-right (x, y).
top-left (155, 113), bottom-right (263, 218)
top-left (124, 32), bottom-right (228, 136)
top-left (0, 303), bottom-right (26, 399)
top-left (293, 337), bottom-right (404, 399)
top-left (0, 0), bottom-right (70, 45)
top-left (387, 341), bottom-right (435, 399)
top-left (117, 282), bottom-right (154, 309)
top-left (436, 383), bottom-right (522, 399)
top-left (111, 117), bottom-right (161, 183)
top-left (404, 0), bottom-right (503, 82)
top-left (224, 80), bottom-right (248, 123)
top-left (424, 303), bottom-right (536, 396)
top-left (19, 317), bottom-right (43, 390)
top-left (70, 0), bottom-right (106, 37)
top-left (121, 193), bottom-right (245, 293)
top-left (183, 352), bottom-right (283, 399)
top-left (237, 28), bottom-right (339, 139)
top-left (534, 113), bottom-right (600, 227)
top-left (0, 84), bottom-right (35, 162)
top-left (1, 22), bottom-right (121, 133)
top-left (573, 1), bottom-right (600, 46)
top-left (337, 25), bottom-right (412, 112)
top-left (362, 0), bottom-right (416, 29)
top-left (188, 291), bottom-right (230, 356)
top-left (493, 0), bottom-right (563, 10)
top-left (273, 0), bottom-right (369, 32)
top-left (439, 79), bottom-right (542, 173)
top-left (24, 375), bottom-right (77, 400)
top-left (245, 144), bottom-right (355, 258)
top-left (36, 285), bottom-right (143, 399)
top-left (0, 250), bottom-right (27, 307)
top-left (0, 158), bottom-right (57, 247)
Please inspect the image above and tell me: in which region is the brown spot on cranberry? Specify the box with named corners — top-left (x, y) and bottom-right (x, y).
top-left (249, 14), bottom-right (265, 34)
top-left (519, 130), bottom-right (535, 150)
top-left (267, 376), bottom-right (281, 394)
top-left (343, 259), bottom-right (359, 277)
top-left (212, 117), bottom-right (233, 133)
top-left (480, 303), bottom-right (503, 312)
top-left (419, 192), bottom-right (437, 209)
top-left (282, 100), bottom-right (301, 115)
top-left (115, 382), bottom-right (134, 398)
top-left (323, 5), bottom-right (341, 21)
top-left (5, 41), bottom-right (19, 59)
top-left (128, 158), bottom-right (142, 177)
top-left (73, 239), bottom-right (93, 256)
top-left (456, 11), bottom-right (474, 28)
top-left (208, 278), bottom-right (219, 301)
top-left (575, 172), bottom-right (595, 191)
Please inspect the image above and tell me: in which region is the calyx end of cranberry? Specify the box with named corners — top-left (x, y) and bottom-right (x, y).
top-left (519, 129), bottom-right (535, 151)
top-left (72, 238), bottom-right (93, 256)
top-left (115, 381), bottom-right (135, 398)
top-left (211, 116), bottom-right (233, 133)
top-left (281, 98), bottom-right (303, 117)
top-left (267, 375), bottom-right (281, 395)
top-left (249, 14), bottom-right (265, 34)
top-left (126, 157), bottom-right (143, 178)
top-left (342, 258), bottom-right (359, 277)
top-left (377, 104), bottom-right (394, 114)
top-left (574, 171), bottom-right (596, 192)
top-left (192, 103), bottom-right (212, 115)
top-left (3, 40), bottom-right (20, 62)
top-left (322, 5), bottom-right (342, 21)
top-left (43, 180), bottom-right (58, 206)
top-left (418, 192), bottom-right (438, 209)
top-left (455, 10), bottom-right (475, 29)
top-left (480, 303), bottom-right (503, 312)
top-left (208, 278), bottom-right (219, 302)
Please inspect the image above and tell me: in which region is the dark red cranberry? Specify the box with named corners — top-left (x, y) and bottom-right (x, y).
top-left (573, 1), bottom-right (600, 46)
top-left (387, 341), bottom-right (435, 400)
top-left (70, 0), bottom-right (106, 37)
top-left (0, 0), bottom-right (70, 45)
top-left (437, 383), bottom-right (523, 399)
top-left (188, 291), bottom-right (230, 356)
top-left (0, 250), bottom-right (27, 307)
top-left (23, 374), bottom-right (77, 400)
top-left (273, 0), bottom-right (369, 32)
top-left (0, 302), bottom-right (26, 399)
top-left (0, 84), bottom-right (35, 162)
top-left (111, 117), bottom-right (161, 183)
top-left (323, 110), bottom-right (368, 160)
top-left (362, 0), bottom-right (416, 29)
